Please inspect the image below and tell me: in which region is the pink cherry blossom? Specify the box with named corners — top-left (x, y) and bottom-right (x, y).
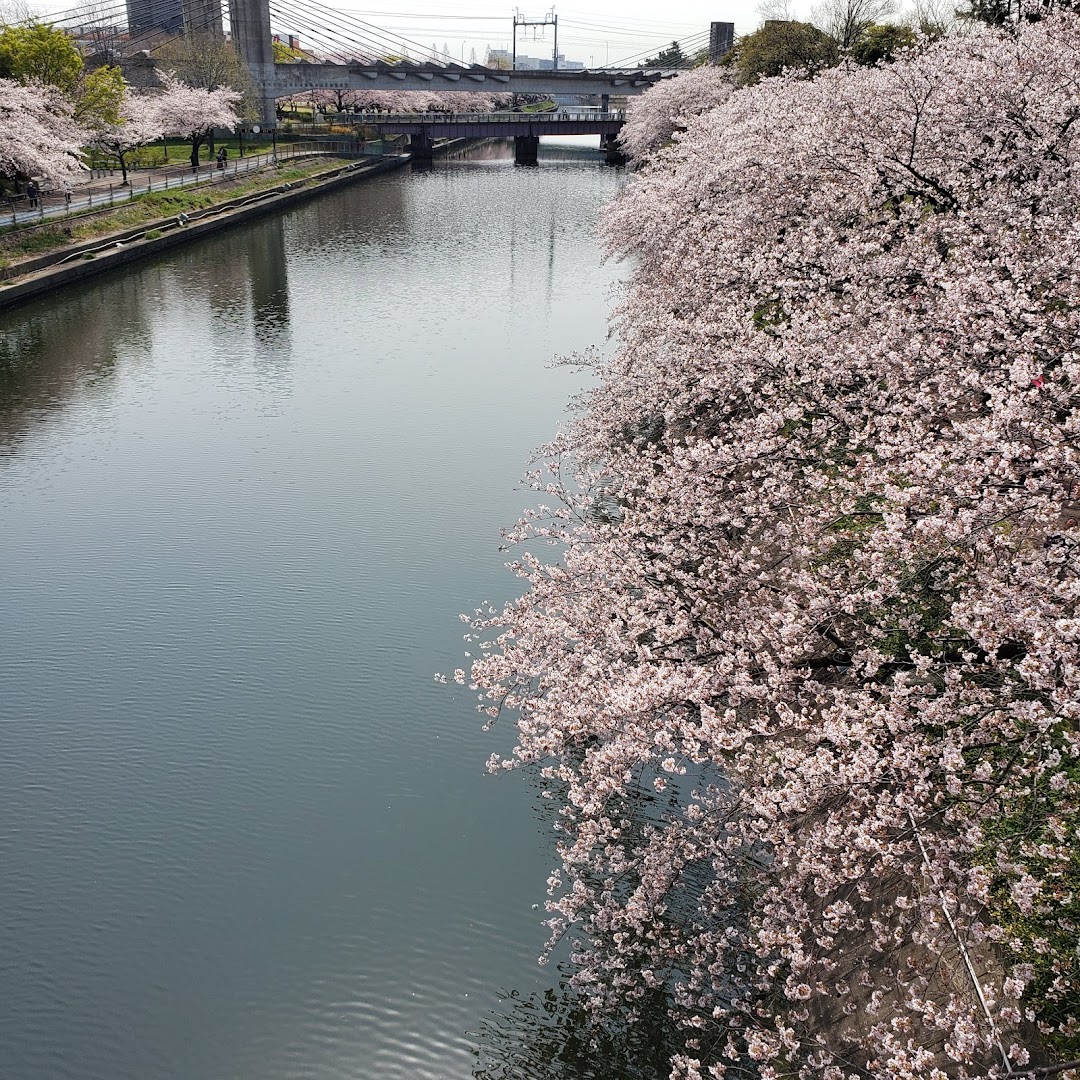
top-left (92, 88), bottom-right (164, 186)
top-left (0, 77), bottom-right (86, 185)
top-left (471, 14), bottom-right (1080, 1079)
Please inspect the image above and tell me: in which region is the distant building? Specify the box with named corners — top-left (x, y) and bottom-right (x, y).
top-left (183, 0), bottom-right (223, 37)
top-left (514, 53), bottom-right (584, 71)
top-left (126, 0), bottom-right (182, 36)
top-left (709, 22), bottom-right (735, 63)
top-left (126, 0), bottom-right (222, 40)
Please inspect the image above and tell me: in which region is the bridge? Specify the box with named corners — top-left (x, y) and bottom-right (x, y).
top-left (335, 109), bottom-right (626, 164)
top-left (225, 0), bottom-right (687, 126)
top-left (256, 61), bottom-right (672, 129)
top-left (264, 61), bottom-right (672, 106)
top-left (46, 0), bottom-right (729, 131)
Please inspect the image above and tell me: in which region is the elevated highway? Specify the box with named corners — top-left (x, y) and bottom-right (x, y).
top-left (225, 0), bottom-right (684, 124)
top-left (257, 61), bottom-right (673, 127)
top-left (266, 62), bottom-right (673, 102)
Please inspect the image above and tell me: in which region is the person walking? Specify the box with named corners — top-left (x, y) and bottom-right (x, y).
top-left (26, 179), bottom-right (39, 208)
top-left (216, 146), bottom-right (228, 170)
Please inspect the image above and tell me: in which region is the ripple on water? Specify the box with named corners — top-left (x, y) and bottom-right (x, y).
top-left (0, 138), bottom-right (623, 1080)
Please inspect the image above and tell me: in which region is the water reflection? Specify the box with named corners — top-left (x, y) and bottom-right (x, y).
top-left (0, 224), bottom-right (301, 450)
top-left (0, 280), bottom-right (145, 447)
top-left (0, 137), bottom-right (624, 1080)
top-left (472, 971), bottom-right (675, 1080)
top-left (249, 220), bottom-right (290, 343)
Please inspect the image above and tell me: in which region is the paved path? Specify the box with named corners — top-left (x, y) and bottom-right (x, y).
top-left (4, 142), bottom-right (365, 228)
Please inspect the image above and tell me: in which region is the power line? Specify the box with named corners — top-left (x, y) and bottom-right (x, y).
top-left (607, 29), bottom-right (710, 69)
top-left (282, 0), bottom-right (451, 64)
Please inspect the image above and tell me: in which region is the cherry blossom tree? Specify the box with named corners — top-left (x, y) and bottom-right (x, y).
top-left (153, 71), bottom-right (239, 169)
top-left (0, 76), bottom-right (85, 190)
top-left (92, 87), bottom-right (162, 185)
top-left (618, 65), bottom-right (734, 161)
top-left (312, 88), bottom-right (502, 114)
top-left (471, 13), bottom-right (1080, 1080)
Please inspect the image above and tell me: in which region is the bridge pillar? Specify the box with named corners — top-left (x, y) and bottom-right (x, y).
top-left (514, 135), bottom-right (539, 165)
top-left (409, 131), bottom-right (434, 159)
top-left (601, 133), bottom-right (625, 164)
top-left (229, 0), bottom-right (276, 126)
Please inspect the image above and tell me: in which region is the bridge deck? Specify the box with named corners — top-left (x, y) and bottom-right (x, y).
top-left (268, 63), bottom-right (674, 100)
top-left (335, 110), bottom-right (625, 138)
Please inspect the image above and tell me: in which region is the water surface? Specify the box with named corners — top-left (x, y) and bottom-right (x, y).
top-left (0, 137), bottom-right (622, 1080)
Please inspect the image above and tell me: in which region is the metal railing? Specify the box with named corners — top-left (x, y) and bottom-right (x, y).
top-left (3, 141), bottom-right (388, 229)
top-left (332, 109), bottom-right (625, 125)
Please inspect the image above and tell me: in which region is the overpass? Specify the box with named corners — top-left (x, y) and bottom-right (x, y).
top-left (227, 0), bottom-right (679, 125)
top-left (266, 62), bottom-right (671, 102)
top-left (336, 109), bottom-right (627, 164)
top-left (259, 61), bottom-right (673, 126)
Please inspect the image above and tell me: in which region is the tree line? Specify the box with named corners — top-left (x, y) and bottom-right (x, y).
top-left (0, 22), bottom-right (246, 195)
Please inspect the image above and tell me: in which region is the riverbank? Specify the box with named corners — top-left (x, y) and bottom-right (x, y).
top-left (0, 154), bottom-right (409, 311)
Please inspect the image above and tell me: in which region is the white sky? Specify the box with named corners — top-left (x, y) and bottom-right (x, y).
top-left (38, 0), bottom-right (800, 68)
top-left (317, 2), bottom-right (773, 67)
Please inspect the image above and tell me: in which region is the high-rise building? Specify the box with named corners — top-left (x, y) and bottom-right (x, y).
top-left (709, 22), bottom-right (735, 63)
top-left (126, 0), bottom-right (221, 40)
top-left (183, 0), bottom-right (224, 37)
top-left (126, 0), bottom-right (182, 36)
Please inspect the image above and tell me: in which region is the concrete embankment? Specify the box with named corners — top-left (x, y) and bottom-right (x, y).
top-left (0, 154), bottom-right (409, 311)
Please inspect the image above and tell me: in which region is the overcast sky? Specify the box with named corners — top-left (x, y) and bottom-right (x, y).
top-left (35, 0), bottom-right (803, 69)
top-left (316, 2), bottom-right (777, 67)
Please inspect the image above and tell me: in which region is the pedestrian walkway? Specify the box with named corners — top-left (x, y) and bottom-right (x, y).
top-left (3, 141), bottom-right (378, 228)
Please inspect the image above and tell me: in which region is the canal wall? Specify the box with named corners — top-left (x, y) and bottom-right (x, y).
top-left (0, 154), bottom-right (410, 311)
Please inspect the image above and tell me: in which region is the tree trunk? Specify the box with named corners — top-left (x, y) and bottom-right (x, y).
top-left (119, 150), bottom-right (129, 186)
top-left (190, 134), bottom-right (203, 170)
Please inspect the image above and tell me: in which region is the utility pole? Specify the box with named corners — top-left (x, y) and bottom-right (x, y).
top-left (511, 8), bottom-right (558, 70)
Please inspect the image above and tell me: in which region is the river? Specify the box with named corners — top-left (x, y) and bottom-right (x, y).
top-left (0, 138), bottom-right (624, 1080)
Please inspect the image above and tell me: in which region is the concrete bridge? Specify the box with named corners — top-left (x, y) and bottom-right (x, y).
top-left (226, 0), bottom-right (678, 125)
top-left (336, 109), bottom-right (626, 164)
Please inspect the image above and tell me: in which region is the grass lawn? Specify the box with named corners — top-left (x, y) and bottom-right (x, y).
top-left (0, 158), bottom-right (350, 270)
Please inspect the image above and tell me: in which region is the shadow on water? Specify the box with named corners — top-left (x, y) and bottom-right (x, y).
top-left (471, 971), bottom-right (676, 1080)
